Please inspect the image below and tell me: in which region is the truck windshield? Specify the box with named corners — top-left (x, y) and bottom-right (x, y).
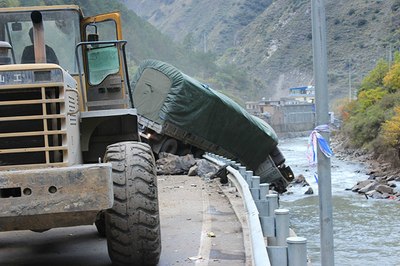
top-left (0, 9), bottom-right (81, 74)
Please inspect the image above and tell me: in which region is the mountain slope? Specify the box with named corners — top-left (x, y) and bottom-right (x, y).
top-left (126, 0), bottom-right (400, 102)
top-left (123, 0), bottom-right (272, 55)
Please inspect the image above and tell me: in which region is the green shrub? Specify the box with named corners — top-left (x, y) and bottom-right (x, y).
top-left (392, 0), bottom-right (400, 11)
top-left (357, 19), bottom-right (368, 27)
top-left (348, 8), bottom-right (356, 16)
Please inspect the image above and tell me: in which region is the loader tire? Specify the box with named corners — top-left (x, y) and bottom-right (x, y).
top-left (95, 210), bottom-right (106, 237)
top-left (104, 141), bottom-right (161, 266)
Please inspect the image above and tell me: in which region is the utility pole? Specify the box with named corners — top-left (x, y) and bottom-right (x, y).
top-left (203, 32), bottom-right (207, 53)
top-left (311, 1), bottom-right (335, 266)
top-left (348, 58), bottom-right (352, 101)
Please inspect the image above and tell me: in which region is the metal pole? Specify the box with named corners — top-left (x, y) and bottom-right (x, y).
top-left (348, 58), bottom-right (352, 101)
top-left (311, 1), bottom-right (334, 265)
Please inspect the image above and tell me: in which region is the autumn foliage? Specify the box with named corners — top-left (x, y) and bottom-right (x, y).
top-left (340, 52), bottom-right (400, 155)
top-left (382, 106), bottom-right (400, 148)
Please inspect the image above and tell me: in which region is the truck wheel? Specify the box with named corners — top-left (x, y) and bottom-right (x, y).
top-left (104, 141), bottom-right (161, 266)
top-left (160, 138), bottom-right (178, 154)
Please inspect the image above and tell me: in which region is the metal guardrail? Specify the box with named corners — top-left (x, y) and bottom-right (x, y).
top-left (203, 153), bottom-right (308, 266)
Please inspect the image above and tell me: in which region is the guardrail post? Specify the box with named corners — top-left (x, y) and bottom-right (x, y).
top-left (239, 166), bottom-right (246, 177)
top-left (287, 237), bottom-right (307, 266)
top-left (251, 176), bottom-right (260, 200)
top-left (266, 194), bottom-right (279, 245)
top-left (245, 170), bottom-right (253, 187)
top-left (204, 153), bottom-right (308, 266)
top-left (275, 209), bottom-right (290, 246)
top-left (260, 183), bottom-right (269, 198)
top-left (256, 183), bottom-right (270, 218)
top-left (267, 246), bottom-right (288, 266)
top-left (259, 193), bottom-right (277, 238)
top-left (266, 194), bottom-right (278, 217)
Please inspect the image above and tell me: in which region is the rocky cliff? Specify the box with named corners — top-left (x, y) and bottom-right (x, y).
top-left (125, 0), bottom-right (400, 102)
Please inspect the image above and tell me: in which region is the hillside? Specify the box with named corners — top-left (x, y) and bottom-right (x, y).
top-left (122, 0), bottom-right (272, 55)
top-left (126, 0), bottom-right (400, 103)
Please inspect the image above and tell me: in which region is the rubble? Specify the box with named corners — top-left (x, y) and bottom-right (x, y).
top-left (156, 153), bottom-right (219, 179)
top-left (333, 136), bottom-right (400, 200)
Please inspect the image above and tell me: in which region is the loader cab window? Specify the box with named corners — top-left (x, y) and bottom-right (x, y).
top-left (84, 20), bottom-right (120, 85)
top-left (85, 20), bottom-right (118, 41)
top-left (0, 9), bottom-right (81, 73)
top-left (87, 45), bottom-right (119, 85)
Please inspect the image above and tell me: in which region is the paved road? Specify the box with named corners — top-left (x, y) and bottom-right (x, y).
top-left (0, 175), bottom-right (248, 266)
top-left (158, 175), bottom-right (248, 265)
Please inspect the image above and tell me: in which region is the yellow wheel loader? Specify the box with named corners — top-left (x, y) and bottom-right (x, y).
top-left (0, 5), bottom-right (161, 265)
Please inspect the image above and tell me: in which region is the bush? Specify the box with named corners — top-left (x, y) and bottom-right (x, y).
top-left (359, 59), bottom-right (389, 92)
top-left (357, 19), bottom-right (368, 27)
top-left (392, 0), bottom-right (400, 11)
top-left (383, 61), bottom-right (400, 92)
top-left (382, 106), bottom-right (400, 147)
top-left (348, 8), bottom-right (356, 16)
top-left (346, 103), bottom-right (386, 147)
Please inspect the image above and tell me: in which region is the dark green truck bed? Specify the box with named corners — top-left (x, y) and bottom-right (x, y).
top-left (131, 60), bottom-right (293, 192)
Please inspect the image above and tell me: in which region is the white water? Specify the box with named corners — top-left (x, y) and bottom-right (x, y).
top-left (278, 137), bottom-right (400, 266)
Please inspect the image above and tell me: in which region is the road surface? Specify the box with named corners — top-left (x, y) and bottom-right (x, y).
top-left (0, 175), bottom-right (249, 266)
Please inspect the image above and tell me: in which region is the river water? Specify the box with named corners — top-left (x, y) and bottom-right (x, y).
top-left (278, 137), bottom-right (400, 266)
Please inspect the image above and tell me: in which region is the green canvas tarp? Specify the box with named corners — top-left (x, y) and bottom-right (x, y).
top-left (131, 59), bottom-right (279, 170)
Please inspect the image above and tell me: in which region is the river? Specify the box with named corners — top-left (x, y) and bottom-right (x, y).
top-left (278, 137), bottom-right (400, 266)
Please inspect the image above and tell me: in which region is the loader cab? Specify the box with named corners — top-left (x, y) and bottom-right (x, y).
top-left (77, 13), bottom-right (132, 111)
top-left (0, 6), bottom-right (82, 73)
top-left (0, 6), bottom-right (132, 112)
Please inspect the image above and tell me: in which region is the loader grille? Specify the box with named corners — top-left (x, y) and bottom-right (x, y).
top-left (0, 85), bottom-right (67, 169)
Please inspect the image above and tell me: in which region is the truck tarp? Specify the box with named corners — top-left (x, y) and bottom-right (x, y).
top-left (131, 59), bottom-right (279, 170)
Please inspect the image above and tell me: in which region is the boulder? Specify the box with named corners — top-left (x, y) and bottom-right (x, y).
top-left (294, 174), bottom-right (306, 183)
top-left (386, 175), bottom-right (396, 182)
top-left (375, 184), bottom-right (394, 195)
top-left (196, 159), bottom-right (219, 179)
top-left (358, 181), bottom-right (379, 194)
top-left (156, 153), bottom-right (196, 175)
top-left (292, 174), bottom-right (310, 187)
top-left (365, 190), bottom-right (384, 199)
top-left (304, 187), bottom-right (314, 195)
top-left (352, 180), bottom-right (374, 192)
top-left (188, 165), bottom-right (198, 176)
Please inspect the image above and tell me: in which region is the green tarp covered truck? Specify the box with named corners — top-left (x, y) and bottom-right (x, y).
top-left (131, 60), bottom-right (293, 192)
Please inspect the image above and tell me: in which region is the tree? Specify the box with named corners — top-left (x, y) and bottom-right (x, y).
top-left (359, 59), bottom-right (389, 93)
top-left (382, 106), bottom-right (400, 150)
top-left (383, 61), bottom-right (400, 92)
top-left (183, 33), bottom-right (194, 51)
top-left (354, 87), bottom-right (388, 114)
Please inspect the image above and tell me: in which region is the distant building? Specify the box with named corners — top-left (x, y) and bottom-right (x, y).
top-left (288, 85), bottom-right (315, 103)
top-left (245, 101), bottom-right (260, 115)
top-left (268, 103), bottom-right (315, 133)
top-left (245, 86), bottom-right (316, 135)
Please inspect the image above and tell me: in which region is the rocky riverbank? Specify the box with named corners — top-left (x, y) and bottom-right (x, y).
top-left (331, 135), bottom-right (400, 200)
